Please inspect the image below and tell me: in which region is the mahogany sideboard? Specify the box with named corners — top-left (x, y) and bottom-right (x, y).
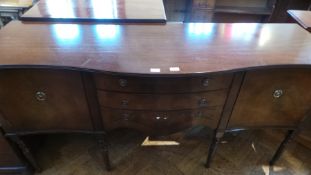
top-left (0, 22), bottom-right (311, 174)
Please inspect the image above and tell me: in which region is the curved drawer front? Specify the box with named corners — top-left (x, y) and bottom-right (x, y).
top-left (94, 74), bottom-right (233, 93)
top-left (101, 107), bottom-right (222, 135)
top-left (97, 90), bottom-right (227, 110)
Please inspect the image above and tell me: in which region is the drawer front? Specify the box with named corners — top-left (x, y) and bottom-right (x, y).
top-left (98, 90), bottom-right (227, 110)
top-left (94, 73), bottom-right (233, 93)
top-left (0, 69), bottom-right (93, 132)
top-left (229, 68), bottom-right (311, 128)
top-left (0, 134), bottom-right (24, 170)
top-left (101, 107), bottom-right (222, 135)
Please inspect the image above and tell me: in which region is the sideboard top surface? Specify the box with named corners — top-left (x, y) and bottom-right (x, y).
top-left (0, 22), bottom-right (311, 75)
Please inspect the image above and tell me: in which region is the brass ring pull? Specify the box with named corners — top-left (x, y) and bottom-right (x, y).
top-left (35, 91), bottom-right (47, 101)
top-left (273, 89), bottom-right (283, 98)
top-left (199, 98), bottom-right (208, 107)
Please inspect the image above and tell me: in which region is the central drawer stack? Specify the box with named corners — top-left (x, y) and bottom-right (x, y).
top-left (94, 73), bottom-right (233, 135)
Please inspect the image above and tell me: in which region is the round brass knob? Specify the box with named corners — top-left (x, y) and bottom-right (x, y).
top-left (273, 89), bottom-right (283, 98)
top-left (119, 79), bottom-right (127, 87)
top-left (35, 91), bottom-right (47, 101)
top-left (202, 79), bottom-right (209, 87)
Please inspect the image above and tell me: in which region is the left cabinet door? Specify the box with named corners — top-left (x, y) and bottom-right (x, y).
top-left (0, 133), bottom-right (27, 174)
top-left (0, 69), bottom-right (93, 133)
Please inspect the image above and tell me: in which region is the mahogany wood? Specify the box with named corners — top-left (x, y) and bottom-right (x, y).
top-left (0, 69), bottom-right (92, 133)
top-left (101, 106), bottom-right (222, 134)
top-left (20, 0), bottom-right (166, 23)
top-left (229, 68), bottom-right (311, 129)
top-left (97, 90), bottom-right (227, 110)
top-left (1, 22), bottom-right (311, 74)
top-left (0, 22), bottom-right (311, 172)
top-left (94, 74), bottom-right (233, 93)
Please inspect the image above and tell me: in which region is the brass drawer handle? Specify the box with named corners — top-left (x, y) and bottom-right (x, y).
top-left (121, 100), bottom-right (129, 107)
top-left (202, 79), bottom-right (209, 87)
top-left (199, 98), bottom-right (208, 107)
top-left (155, 114), bottom-right (168, 120)
top-left (35, 91), bottom-right (47, 101)
top-left (273, 89), bottom-right (283, 98)
top-left (119, 79), bottom-right (128, 87)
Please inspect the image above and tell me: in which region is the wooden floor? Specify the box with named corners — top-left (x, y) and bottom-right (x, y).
top-left (32, 127), bottom-right (311, 175)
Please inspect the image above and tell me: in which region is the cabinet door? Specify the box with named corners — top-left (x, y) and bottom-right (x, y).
top-left (229, 68), bottom-right (311, 129)
top-left (0, 69), bottom-right (92, 133)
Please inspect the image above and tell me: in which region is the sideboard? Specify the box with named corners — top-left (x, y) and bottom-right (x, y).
top-left (0, 22), bottom-right (311, 174)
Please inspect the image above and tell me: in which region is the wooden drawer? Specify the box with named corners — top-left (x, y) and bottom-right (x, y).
top-left (0, 69), bottom-right (93, 133)
top-left (97, 90), bottom-right (227, 110)
top-left (94, 73), bottom-right (233, 93)
top-left (229, 68), bottom-right (311, 129)
top-left (0, 134), bottom-right (26, 174)
top-left (101, 107), bottom-right (222, 135)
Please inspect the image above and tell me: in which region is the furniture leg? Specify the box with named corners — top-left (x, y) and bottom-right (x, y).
top-left (8, 135), bottom-right (41, 172)
top-left (205, 130), bottom-right (224, 168)
top-left (269, 130), bottom-right (295, 166)
top-left (96, 134), bottom-right (111, 171)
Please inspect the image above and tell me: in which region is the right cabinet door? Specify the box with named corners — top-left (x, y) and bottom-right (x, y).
top-left (229, 68), bottom-right (311, 129)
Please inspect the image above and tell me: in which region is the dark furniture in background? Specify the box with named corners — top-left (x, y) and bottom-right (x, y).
top-left (20, 0), bottom-right (167, 23)
top-left (163, 0), bottom-right (311, 22)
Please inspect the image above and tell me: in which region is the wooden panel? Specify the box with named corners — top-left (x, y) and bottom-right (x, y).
top-left (163, 0), bottom-right (187, 22)
top-left (94, 74), bottom-right (233, 93)
top-left (21, 0), bottom-right (166, 23)
top-left (212, 13), bottom-right (267, 22)
top-left (215, 0), bottom-right (269, 8)
top-left (101, 106), bottom-right (222, 134)
top-left (0, 134), bottom-right (25, 173)
top-left (1, 22), bottom-right (311, 74)
top-left (97, 90), bottom-right (227, 110)
top-left (193, 0), bottom-right (216, 9)
top-left (229, 68), bottom-right (311, 128)
top-left (189, 9), bottom-right (214, 22)
top-left (0, 69), bottom-right (93, 133)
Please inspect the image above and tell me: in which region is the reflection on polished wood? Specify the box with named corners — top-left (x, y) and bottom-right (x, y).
top-left (1, 22), bottom-right (311, 74)
top-left (0, 0), bottom-right (33, 8)
top-left (288, 10), bottom-right (311, 32)
top-left (21, 0), bottom-right (166, 23)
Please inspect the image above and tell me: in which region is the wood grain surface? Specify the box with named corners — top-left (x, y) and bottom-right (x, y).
top-left (0, 22), bottom-right (311, 75)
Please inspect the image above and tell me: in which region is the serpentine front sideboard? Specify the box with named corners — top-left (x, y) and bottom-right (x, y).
top-left (0, 21), bottom-right (311, 174)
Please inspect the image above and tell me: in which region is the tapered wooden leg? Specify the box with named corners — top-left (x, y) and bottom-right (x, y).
top-left (205, 130), bottom-right (224, 168)
top-left (8, 135), bottom-right (41, 172)
top-left (97, 134), bottom-right (111, 171)
top-left (269, 130), bottom-right (295, 166)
